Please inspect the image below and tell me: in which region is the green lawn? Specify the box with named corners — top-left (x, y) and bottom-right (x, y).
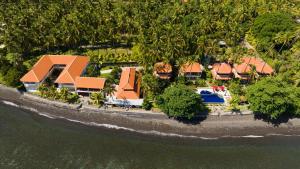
top-left (100, 72), bottom-right (111, 78)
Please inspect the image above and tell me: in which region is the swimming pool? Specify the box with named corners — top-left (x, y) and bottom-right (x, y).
top-left (199, 90), bottom-right (225, 103)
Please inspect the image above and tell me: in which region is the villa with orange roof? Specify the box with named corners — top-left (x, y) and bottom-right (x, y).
top-left (232, 57), bottom-right (273, 80)
top-left (211, 63), bottom-right (233, 80)
top-left (242, 57), bottom-right (274, 76)
top-left (105, 67), bottom-right (143, 107)
top-left (75, 77), bottom-right (106, 94)
top-left (233, 62), bottom-right (252, 80)
top-left (20, 55), bottom-right (106, 93)
top-left (179, 62), bottom-right (204, 79)
top-left (115, 67), bottom-right (141, 100)
top-left (153, 62), bottom-right (172, 79)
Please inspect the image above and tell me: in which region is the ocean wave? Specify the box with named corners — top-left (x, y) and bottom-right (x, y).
top-left (220, 135), bottom-right (264, 138)
top-left (88, 122), bottom-right (219, 140)
top-left (36, 112), bottom-right (56, 119)
top-left (59, 117), bottom-right (219, 140)
top-left (241, 135), bottom-right (264, 138)
top-left (266, 133), bottom-right (300, 137)
top-left (22, 106), bottom-right (38, 113)
top-left (2, 100), bottom-right (19, 107)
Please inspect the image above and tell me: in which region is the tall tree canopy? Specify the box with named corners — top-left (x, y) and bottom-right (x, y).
top-left (157, 84), bottom-right (206, 120)
top-left (252, 12), bottom-right (297, 51)
top-left (0, 0), bottom-right (300, 87)
top-left (246, 77), bottom-right (300, 119)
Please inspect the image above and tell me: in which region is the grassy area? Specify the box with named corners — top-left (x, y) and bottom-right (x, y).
top-left (100, 72), bottom-right (111, 79)
top-left (57, 48), bottom-right (132, 57)
top-left (97, 48), bottom-right (131, 55)
top-left (101, 66), bottom-right (114, 71)
top-left (85, 48), bottom-right (135, 63)
top-left (237, 104), bottom-right (249, 111)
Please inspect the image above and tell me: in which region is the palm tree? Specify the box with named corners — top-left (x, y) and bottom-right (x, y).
top-left (103, 84), bottom-right (116, 98)
top-left (248, 65), bottom-right (257, 83)
top-left (48, 85), bottom-right (58, 100)
top-left (90, 92), bottom-right (105, 106)
top-left (37, 84), bottom-right (48, 98)
top-left (274, 32), bottom-right (295, 52)
top-left (59, 87), bottom-right (69, 103)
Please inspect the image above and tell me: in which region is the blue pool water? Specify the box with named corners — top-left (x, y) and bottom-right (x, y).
top-left (200, 90), bottom-right (225, 103)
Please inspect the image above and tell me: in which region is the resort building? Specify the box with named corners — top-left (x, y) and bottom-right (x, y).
top-left (179, 62), bottom-right (204, 79)
top-left (115, 67), bottom-right (141, 100)
top-left (20, 55), bottom-right (105, 92)
top-left (153, 62), bottom-right (172, 79)
top-left (105, 67), bottom-right (143, 107)
top-left (242, 57), bottom-right (274, 76)
top-left (211, 63), bottom-right (233, 80)
top-left (233, 62), bottom-right (252, 80)
top-left (75, 77), bottom-right (106, 95)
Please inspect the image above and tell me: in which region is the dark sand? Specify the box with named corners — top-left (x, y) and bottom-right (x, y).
top-left (1, 84), bottom-right (300, 138)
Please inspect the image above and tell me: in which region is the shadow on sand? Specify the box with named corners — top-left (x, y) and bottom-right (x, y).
top-left (174, 111), bottom-right (209, 125)
top-left (254, 113), bottom-right (296, 127)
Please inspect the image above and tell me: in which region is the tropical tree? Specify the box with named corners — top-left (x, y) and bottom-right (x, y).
top-left (229, 95), bottom-right (240, 111)
top-left (248, 65), bottom-right (257, 83)
top-left (67, 93), bottom-right (80, 104)
top-left (157, 84), bottom-right (207, 120)
top-left (246, 77), bottom-right (299, 119)
top-left (48, 86), bottom-right (59, 100)
top-left (90, 92), bottom-right (106, 106)
top-left (38, 84), bottom-right (49, 98)
top-left (252, 12), bottom-right (296, 52)
top-left (103, 83), bottom-right (116, 97)
top-left (59, 87), bottom-right (69, 102)
top-left (142, 96), bottom-right (153, 110)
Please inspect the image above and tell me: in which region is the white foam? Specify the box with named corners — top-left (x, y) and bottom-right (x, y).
top-left (36, 112), bottom-right (56, 119)
top-left (2, 100), bottom-right (19, 107)
top-left (241, 135), bottom-right (264, 138)
top-left (22, 106), bottom-right (38, 113)
top-left (55, 118), bottom-right (219, 140)
top-left (266, 133), bottom-right (300, 137)
top-left (220, 135), bottom-right (264, 138)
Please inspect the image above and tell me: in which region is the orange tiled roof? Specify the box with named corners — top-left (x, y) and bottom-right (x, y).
top-left (20, 56), bottom-right (53, 83)
top-left (20, 55), bottom-right (89, 84)
top-left (233, 63), bottom-right (251, 74)
top-left (212, 63), bottom-right (232, 74)
top-left (211, 70), bottom-right (232, 80)
top-left (242, 57), bottom-right (273, 75)
top-left (115, 68), bottom-right (141, 100)
top-left (119, 68), bottom-right (135, 90)
top-left (255, 62), bottom-right (274, 74)
top-left (180, 62), bottom-right (203, 73)
top-left (75, 77), bottom-right (105, 90)
top-left (154, 62), bottom-right (172, 73)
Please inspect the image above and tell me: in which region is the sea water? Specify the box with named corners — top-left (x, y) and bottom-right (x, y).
top-left (0, 101), bottom-right (300, 169)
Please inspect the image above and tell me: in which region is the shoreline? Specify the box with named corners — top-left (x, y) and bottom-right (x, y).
top-left (1, 84), bottom-right (300, 138)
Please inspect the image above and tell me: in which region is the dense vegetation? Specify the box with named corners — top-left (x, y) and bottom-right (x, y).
top-left (37, 85), bottom-right (79, 104)
top-left (89, 92), bottom-right (106, 106)
top-left (246, 77), bottom-right (300, 119)
top-left (1, 0), bottom-right (300, 119)
top-left (157, 84), bottom-right (206, 120)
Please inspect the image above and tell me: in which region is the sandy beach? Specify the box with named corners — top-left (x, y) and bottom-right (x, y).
top-left (1, 84), bottom-right (300, 138)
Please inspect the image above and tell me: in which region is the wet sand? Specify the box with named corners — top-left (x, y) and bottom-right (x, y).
top-left (1, 84), bottom-right (300, 138)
